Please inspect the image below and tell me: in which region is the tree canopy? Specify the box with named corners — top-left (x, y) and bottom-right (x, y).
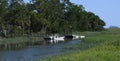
top-left (0, 0), bottom-right (105, 37)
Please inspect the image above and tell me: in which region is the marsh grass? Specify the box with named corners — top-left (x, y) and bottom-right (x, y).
top-left (0, 34), bottom-right (44, 50)
top-left (42, 29), bottom-right (120, 61)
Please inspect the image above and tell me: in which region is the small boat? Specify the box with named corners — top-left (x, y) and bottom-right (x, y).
top-left (44, 34), bottom-right (65, 43)
top-left (80, 36), bottom-right (85, 39)
top-left (44, 34), bottom-right (85, 43)
top-left (65, 34), bottom-right (85, 40)
top-left (73, 35), bottom-right (80, 39)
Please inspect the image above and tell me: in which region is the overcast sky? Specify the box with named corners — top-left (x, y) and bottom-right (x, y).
top-left (70, 0), bottom-right (120, 28)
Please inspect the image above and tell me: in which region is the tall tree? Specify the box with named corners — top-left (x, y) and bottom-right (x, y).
top-left (0, 0), bottom-right (8, 37)
top-left (4, 0), bottom-right (30, 36)
top-left (0, 0), bottom-right (106, 37)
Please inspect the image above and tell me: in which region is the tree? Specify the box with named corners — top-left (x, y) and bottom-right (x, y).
top-left (3, 0), bottom-right (30, 36)
top-left (0, 0), bottom-right (8, 37)
top-left (31, 0), bottom-right (66, 34)
top-left (65, 3), bottom-right (105, 31)
top-left (0, 0), bottom-right (106, 37)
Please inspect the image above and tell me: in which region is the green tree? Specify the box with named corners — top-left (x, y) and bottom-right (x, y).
top-left (0, 0), bottom-right (8, 37)
top-left (0, 0), bottom-right (106, 37)
top-left (4, 0), bottom-right (30, 36)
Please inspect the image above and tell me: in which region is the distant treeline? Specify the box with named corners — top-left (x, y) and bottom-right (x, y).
top-left (0, 0), bottom-right (105, 37)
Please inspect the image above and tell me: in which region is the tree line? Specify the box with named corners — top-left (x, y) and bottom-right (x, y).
top-left (0, 0), bottom-right (105, 37)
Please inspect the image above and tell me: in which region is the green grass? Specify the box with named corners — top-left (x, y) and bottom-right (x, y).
top-left (0, 34), bottom-right (44, 50)
top-left (0, 35), bottom-right (44, 45)
top-left (42, 29), bottom-right (120, 61)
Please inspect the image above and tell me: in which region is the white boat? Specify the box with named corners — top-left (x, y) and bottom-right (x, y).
top-left (44, 34), bottom-right (85, 43)
top-left (80, 36), bottom-right (85, 39)
top-left (73, 35), bottom-right (85, 39)
top-left (44, 34), bottom-right (65, 43)
top-left (73, 35), bottom-right (80, 39)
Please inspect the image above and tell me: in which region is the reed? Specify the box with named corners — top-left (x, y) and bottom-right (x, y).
top-left (0, 35), bottom-right (44, 50)
top-left (42, 29), bottom-right (120, 61)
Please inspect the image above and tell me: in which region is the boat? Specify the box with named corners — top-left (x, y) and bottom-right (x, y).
top-left (65, 34), bottom-right (85, 39)
top-left (44, 34), bottom-right (85, 43)
top-left (44, 34), bottom-right (65, 43)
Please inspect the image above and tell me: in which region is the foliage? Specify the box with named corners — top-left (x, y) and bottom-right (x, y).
top-left (0, 0), bottom-right (105, 37)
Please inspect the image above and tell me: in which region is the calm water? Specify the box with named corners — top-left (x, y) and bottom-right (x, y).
top-left (0, 39), bottom-right (81, 61)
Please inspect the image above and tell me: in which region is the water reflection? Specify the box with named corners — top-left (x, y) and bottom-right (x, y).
top-left (0, 39), bottom-right (81, 61)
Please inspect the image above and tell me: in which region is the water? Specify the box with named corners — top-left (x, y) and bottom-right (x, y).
top-left (0, 39), bottom-right (81, 61)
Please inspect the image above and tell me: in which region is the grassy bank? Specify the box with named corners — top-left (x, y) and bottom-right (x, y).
top-left (42, 29), bottom-right (120, 61)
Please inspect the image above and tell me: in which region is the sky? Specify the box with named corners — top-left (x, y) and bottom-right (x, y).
top-left (70, 0), bottom-right (120, 28)
top-left (24, 0), bottom-right (120, 28)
